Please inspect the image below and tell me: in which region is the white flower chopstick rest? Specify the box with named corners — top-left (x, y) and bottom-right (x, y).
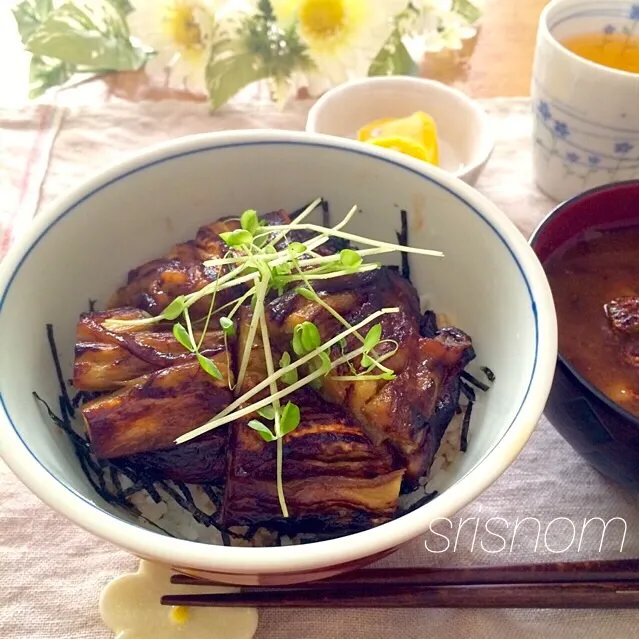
top-left (100, 560), bottom-right (259, 639)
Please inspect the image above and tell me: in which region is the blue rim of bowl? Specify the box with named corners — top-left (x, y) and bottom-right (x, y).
top-left (0, 137), bottom-right (540, 556)
top-left (529, 179), bottom-right (639, 428)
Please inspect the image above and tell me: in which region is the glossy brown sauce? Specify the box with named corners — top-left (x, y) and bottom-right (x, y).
top-left (545, 225), bottom-right (639, 418)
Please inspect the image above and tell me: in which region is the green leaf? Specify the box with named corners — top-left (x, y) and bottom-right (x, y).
top-left (107, 0), bottom-right (134, 17)
top-left (317, 351), bottom-right (332, 374)
top-left (163, 296), bottom-right (186, 320)
top-left (248, 420), bottom-right (276, 442)
top-left (300, 321), bottom-right (321, 352)
top-left (220, 316), bottom-right (235, 336)
top-left (173, 323), bottom-right (195, 352)
top-left (28, 56), bottom-right (74, 99)
top-left (240, 209), bottom-right (260, 234)
top-left (206, 29), bottom-right (270, 112)
top-left (25, 2), bottom-right (149, 71)
top-left (363, 324), bottom-right (382, 353)
top-left (368, 27), bottom-right (418, 77)
top-left (288, 242), bottom-right (306, 257)
top-left (257, 405), bottom-right (275, 421)
top-left (295, 286), bottom-right (315, 301)
top-left (452, 0), bottom-right (483, 25)
top-left (340, 249), bottom-right (362, 269)
top-left (361, 353), bottom-right (373, 369)
top-left (279, 351), bottom-right (291, 368)
top-left (197, 353), bottom-right (223, 380)
top-left (280, 402), bottom-right (300, 436)
top-left (292, 325), bottom-right (305, 357)
top-left (12, 0), bottom-right (54, 44)
top-left (219, 228), bottom-right (253, 247)
top-left (279, 351), bottom-right (298, 385)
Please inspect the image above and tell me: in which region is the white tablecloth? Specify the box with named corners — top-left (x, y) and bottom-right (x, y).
top-left (1, 97), bottom-right (638, 639)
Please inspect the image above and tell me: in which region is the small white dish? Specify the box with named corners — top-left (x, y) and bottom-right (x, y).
top-left (306, 76), bottom-right (495, 186)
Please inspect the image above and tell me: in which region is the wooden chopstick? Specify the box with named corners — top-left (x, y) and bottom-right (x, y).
top-left (161, 582), bottom-right (639, 609)
top-left (170, 558), bottom-right (639, 588)
top-left (162, 559), bottom-right (639, 609)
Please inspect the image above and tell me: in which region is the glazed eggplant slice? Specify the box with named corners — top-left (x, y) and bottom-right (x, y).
top-left (73, 307), bottom-right (229, 391)
top-left (264, 267), bottom-right (473, 482)
top-left (222, 387), bottom-right (403, 529)
top-left (82, 358), bottom-right (233, 460)
top-left (223, 309), bottom-right (403, 529)
top-left (122, 428), bottom-right (228, 485)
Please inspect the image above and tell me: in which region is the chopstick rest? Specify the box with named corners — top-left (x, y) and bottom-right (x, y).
top-left (100, 560), bottom-right (258, 638)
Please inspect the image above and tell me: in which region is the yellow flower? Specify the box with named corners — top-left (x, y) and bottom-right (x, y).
top-left (270, 0), bottom-right (409, 86)
top-left (128, 0), bottom-right (220, 93)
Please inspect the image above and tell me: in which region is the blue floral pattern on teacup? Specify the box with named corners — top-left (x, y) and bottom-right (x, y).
top-left (533, 99), bottom-right (639, 185)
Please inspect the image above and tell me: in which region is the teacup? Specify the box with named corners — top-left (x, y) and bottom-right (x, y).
top-left (531, 0), bottom-right (639, 202)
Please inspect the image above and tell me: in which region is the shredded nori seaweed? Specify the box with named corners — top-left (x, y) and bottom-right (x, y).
top-left (46, 324), bottom-right (74, 418)
top-left (37, 214), bottom-right (494, 545)
top-left (321, 198), bottom-right (330, 227)
top-left (402, 490), bottom-right (439, 515)
top-left (395, 209), bottom-right (411, 281)
top-left (36, 325), bottom-right (241, 542)
top-left (459, 382), bottom-right (476, 453)
top-left (460, 370), bottom-right (490, 393)
top-left (290, 198), bottom-right (330, 225)
top-left (481, 366), bottom-right (496, 382)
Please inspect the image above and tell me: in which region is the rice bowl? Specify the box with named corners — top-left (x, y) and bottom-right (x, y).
top-left (0, 130), bottom-right (557, 584)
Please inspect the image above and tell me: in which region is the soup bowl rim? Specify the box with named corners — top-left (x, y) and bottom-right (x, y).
top-left (529, 179), bottom-right (639, 428)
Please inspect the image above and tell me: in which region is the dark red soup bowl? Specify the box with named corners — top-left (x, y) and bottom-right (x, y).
top-left (530, 181), bottom-right (639, 491)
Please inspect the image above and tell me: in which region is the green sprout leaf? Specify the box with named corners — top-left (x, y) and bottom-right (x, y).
top-left (279, 351), bottom-right (298, 385)
top-left (340, 249), bottom-right (362, 269)
top-left (317, 351), bottom-right (332, 374)
top-left (248, 420), bottom-right (276, 442)
top-left (219, 228), bottom-right (253, 247)
top-left (280, 401), bottom-right (301, 436)
top-left (163, 295), bottom-right (186, 320)
top-left (300, 321), bottom-right (321, 352)
top-left (220, 316), bottom-right (235, 336)
top-left (295, 286), bottom-right (315, 301)
top-left (173, 323), bottom-right (195, 352)
top-left (280, 352), bottom-right (291, 367)
top-left (288, 242), bottom-right (306, 257)
top-left (363, 324), bottom-right (382, 353)
top-left (197, 353), bottom-right (223, 380)
top-left (292, 325), bottom-right (305, 357)
top-left (240, 209), bottom-right (260, 234)
top-left (257, 405), bottom-right (275, 420)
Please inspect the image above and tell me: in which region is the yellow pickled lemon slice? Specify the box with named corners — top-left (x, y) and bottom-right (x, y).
top-left (357, 111), bottom-right (439, 166)
top-left (367, 136), bottom-right (432, 162)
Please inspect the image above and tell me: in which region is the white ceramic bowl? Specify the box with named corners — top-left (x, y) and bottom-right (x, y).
top-left (306, 77), bottom-right (495, 185)
top-left (0, 130), bottom-right (555, 584)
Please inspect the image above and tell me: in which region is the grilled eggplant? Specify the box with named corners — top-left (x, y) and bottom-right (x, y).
top-left (72, 209), bottom-right (478, 534)
top-left (265, 268), bottom-right (474, 481)
top-left (223, 309), bottom-right (403, 529)
top-left (73, 307), bottom-right (228, 391)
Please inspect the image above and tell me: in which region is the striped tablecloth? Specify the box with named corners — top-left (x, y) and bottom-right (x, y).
top-left (1, 97), bottom-right (638, 639)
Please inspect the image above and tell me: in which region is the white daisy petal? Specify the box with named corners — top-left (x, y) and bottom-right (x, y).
top-left (128, 0), bottom-right (221, 91)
